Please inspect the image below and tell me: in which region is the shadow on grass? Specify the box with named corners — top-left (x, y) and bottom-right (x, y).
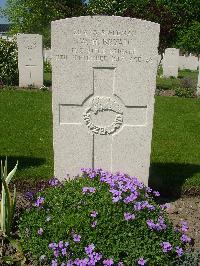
top-left (0, 155), bottom-right (46, 172)
top-left (149, 162), bottom-right (200, 199)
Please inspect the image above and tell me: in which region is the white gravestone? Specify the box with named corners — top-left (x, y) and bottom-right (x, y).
top-left (43, 48), bottom-right (52, 62)
top-left (52, 16), bottom-right (160, 185)
top-left (163, 48), bottom-right (179, 77)
top-left (17, 34), bottom-right (43, 88)
top-left (179, 55), bottom-right (198, 71)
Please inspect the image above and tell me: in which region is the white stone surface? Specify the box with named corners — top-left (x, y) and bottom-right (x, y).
top-left (179, 55), bottom-right (198, 71)
top-left (43, 48), bottom-right (52, 62)
top-left (163, 48), bottom-right (179, 77)
top-left (52, 16), bottom-right (160, 185)
top-left (17, 34), bottom-right (43, 88)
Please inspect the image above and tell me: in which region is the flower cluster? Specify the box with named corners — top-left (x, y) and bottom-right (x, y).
top-left (34, 196), bottom-right (45, 207)
top-left (49, 177), bottom-right (61, 187)
top-left (26, 168), bottom-right (192, 266)
top-left (146, 216), bottom-right (166, 231)
top-left (82, 187), bottom-right (96, 194)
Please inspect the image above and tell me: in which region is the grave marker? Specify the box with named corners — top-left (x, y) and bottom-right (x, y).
top-left (52, 16), bottom-right (160, 185)
top-left (163, 48), bottom-right (179, 77)
top-left (17, 34), bottom-right (43, 88)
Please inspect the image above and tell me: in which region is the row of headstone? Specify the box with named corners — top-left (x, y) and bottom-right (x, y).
top-left (179, 54), bottom-right (199, 71)
top-left (161, 49), bottom-right (199, 76)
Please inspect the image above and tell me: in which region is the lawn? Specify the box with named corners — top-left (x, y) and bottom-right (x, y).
top-left (0, 90), bottom-right (200, 196)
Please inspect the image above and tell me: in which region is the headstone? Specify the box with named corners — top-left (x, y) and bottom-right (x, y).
top-left (179, 55), bottom-right (198, 71)
top-left (43, 48), bottom-right (52, 62)
top-left (17, 34), bottom-right (43, 88)
top-left (163, 48), bottom-right (179, 77)
top-left (52, 16), bottom-right (160, 185)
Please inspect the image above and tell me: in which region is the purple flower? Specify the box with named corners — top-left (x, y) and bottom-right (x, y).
top-left (73, 234), bottom-right (81, 242)
top-left (37, 228), bottom-right (43, 235)
top-left (24, 191), bottom-right (35, 200)
top-left (180, 234), bottom-right (191, 243)
top-left (146, 219), bottom-right (155, 230)
top-left (34, 196), bottom-right (44, 207)
top-left (58, 241), bottom-right (64, 248)
top-left (160, 242), bottom-right (172, 253)
top-left (103, 259), bottom-right (114, 265)
top-left (124, 212), bottom-right (135, 221)
top-left (54, 249), bottom-right (59, 257)
top-left (49, 177), bottom-right (60, 187)
top-left (90, 211), bottom-right (98, 218)
top-left (85, 244), bottom-right (95, 255)
top-left (118, 262), bottom-right (124, 266)
top-left (91, 220), bottom-right (97, 228)
top-left (181, 221), bottom-right (189, 232)
top-left (62, 248), bottom-right (67, 256)
top-left (176, 247), bottom-right (183, 257)
top-left (52, 259), bottom-right (58, 266)
top-left (160, 203), bottom-right (171, 210)
top-left (82, 187), bottom-right (96, 194)
top-left (67, 260), bottom-right (74, 266)
top-left (49, 242), bottom-right (58, 250)
top-left (153, 191), bottom-right (160, 197)
top-left (138, 258), bottom-right (147, 265)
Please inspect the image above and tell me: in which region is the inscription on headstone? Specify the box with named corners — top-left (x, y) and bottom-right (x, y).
top-left (163, 48), bottom-right (179, 78)
top-left (52, 16), bottom-right (160, 185)
top-left (17, 34), bottom-right (43, 88)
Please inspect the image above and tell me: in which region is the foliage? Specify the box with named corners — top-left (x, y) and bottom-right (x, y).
top-left (0, 39), bottom-right (18, 86)
top-left (180, 77), bottom-right (195, 89)
top-left (174, 87), bottom-right (196, 98)
top-left (0, 158), bottom-right (18, 236)
top-left (2, 0), bottom-right (87, 47)
top-left (19, 169), bottom-right (191, 265)
top-left (176, 21), bottom-right (200, 55)
top-left (88, 0), bottom-right (200, 53)
top-left (44, 60), bottom-right (52, 73)
top-left (176, 251), bottom-right (200, 266)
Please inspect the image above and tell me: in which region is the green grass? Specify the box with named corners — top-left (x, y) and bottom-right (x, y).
top-left (0, 90), bottom-right (200, 195)
top-left (0, 90), bottom-right (53, 182)
top-left (157, 68), bottom-right (198, 90)
top-left (150, 96), bottom-right (200, 195)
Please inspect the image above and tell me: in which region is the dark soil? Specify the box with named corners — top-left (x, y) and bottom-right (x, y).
top-left (1, 181), bottom-right (200, 265)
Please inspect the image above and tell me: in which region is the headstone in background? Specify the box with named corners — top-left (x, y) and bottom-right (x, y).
top-left (17, 34), bottom-right (43, 88)
top-left (52, 16), bottom-right (160, 185)
top-left (157, 54), bottom-right (162, 67)
top-left (43, 48), bottom-right (52, 62)
top-left (179, 55), bottom-right (198, 71)
top-left (163, 48), bottom-right (179, 77)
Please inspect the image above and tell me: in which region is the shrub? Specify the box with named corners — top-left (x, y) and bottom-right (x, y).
top-left (19, 170), bottom-right (192, 266)
top-left (180, 77), bottom-right (195, 88)
top-left (0, 39), bottom-right (18, 86)
top-left (174, 87), bottom-right (196, 98)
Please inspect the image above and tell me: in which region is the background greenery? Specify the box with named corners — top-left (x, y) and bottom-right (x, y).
top-left (1, 0), bottom-right (200, 53)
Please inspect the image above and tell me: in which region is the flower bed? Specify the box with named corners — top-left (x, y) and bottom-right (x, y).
top-left (19, 169), bottom-right (192, 265)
